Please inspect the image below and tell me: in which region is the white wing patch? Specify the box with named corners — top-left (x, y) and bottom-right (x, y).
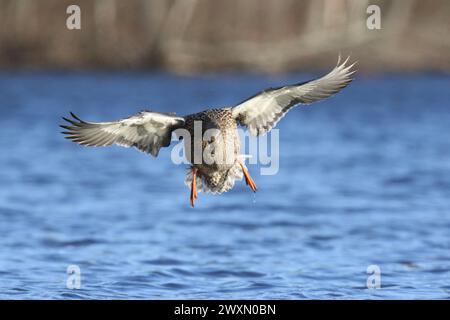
top-left (61, 111), bottom-right (185, 157)
top-left (231, 56), bottom-right (357, 136)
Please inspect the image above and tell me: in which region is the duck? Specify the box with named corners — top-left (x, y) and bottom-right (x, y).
top-left (61, 56), bottom-right (356, 207)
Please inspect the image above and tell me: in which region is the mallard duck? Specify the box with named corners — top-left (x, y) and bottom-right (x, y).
top-left (61, 56), bottom-right (356, 207)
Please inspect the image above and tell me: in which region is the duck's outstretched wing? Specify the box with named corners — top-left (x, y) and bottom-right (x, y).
top-left (231, 56), bottom-right (357, 136)
top-left (60, 111), bottom-right (185, 157)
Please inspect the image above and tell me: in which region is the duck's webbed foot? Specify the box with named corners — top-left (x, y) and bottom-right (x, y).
top-left (238, 161), bottom-right (257, 192)
top-left (190, 167), bottom-right (198, 207)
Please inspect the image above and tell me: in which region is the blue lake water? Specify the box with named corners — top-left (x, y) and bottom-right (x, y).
top-left (0, 71), bottom-right (449, 299)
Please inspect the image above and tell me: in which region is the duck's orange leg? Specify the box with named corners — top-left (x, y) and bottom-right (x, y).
top-left (238, 161), bottom-right (257, 192)
top-left (190, 167), bottom-right (198, 207)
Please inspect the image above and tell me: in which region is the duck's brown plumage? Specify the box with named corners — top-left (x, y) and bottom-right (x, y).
top-left (60, 56), bottom-right (356, 206)
top-left (182, 108), bottom-right (244, 194)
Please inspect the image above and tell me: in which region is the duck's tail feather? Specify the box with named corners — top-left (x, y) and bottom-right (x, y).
top-left (185, 160), bottom-right (249, 195)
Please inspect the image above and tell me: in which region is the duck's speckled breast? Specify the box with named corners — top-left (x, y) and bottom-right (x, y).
top-left (183, 108), bottom-right (240, 172)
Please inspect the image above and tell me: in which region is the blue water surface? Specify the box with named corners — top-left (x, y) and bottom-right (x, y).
top-left (0, 71), bottom-right (449, 299)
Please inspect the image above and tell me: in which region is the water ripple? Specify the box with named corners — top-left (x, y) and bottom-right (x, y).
top-left (0, 73), bottom-right (449, 299)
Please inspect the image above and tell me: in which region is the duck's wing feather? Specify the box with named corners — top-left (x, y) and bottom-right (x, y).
top-left (60, 111), bottom-right (185, 157)
top-left (231, 56), bottom-right (356, 136)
